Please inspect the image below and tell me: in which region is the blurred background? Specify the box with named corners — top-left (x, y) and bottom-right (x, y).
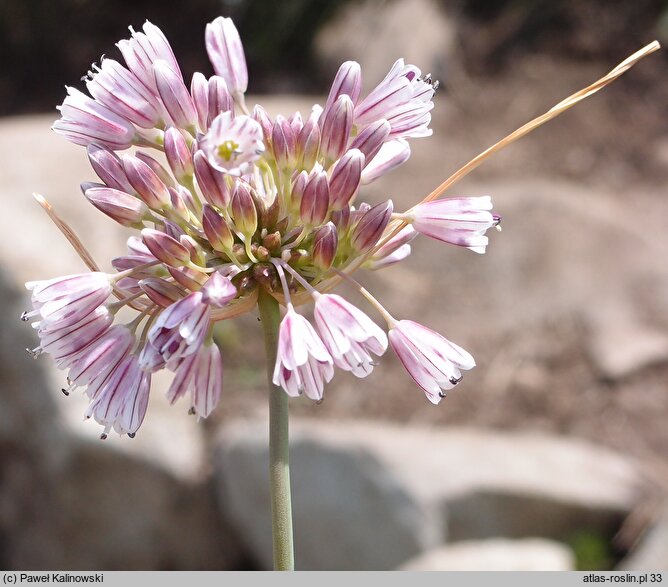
top-left (1, 0), bottom-right (668, 571)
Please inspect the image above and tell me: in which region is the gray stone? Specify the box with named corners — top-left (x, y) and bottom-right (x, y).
top-left (399, 538), bottom-right (575, 571)
top-left (215, 419), bottom-right (642, 570)
top-left (618, 507), bottom-right (668, 571)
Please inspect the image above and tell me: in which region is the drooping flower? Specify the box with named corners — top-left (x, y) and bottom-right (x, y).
top-left (272, 306), bottom-right (334, 401)
top-left (388, 320), bottom-right (475, 404)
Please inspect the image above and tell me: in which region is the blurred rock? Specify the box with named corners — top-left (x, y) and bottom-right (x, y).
top-left (315, 0), bottom-right (454, 87)
top-left (618, 507), bottom-right (668, 571)
top-left (215, 418), bottom-right (642, 570)
top-left (399, 538), bottom-right (575, 570)
top-left (215, 419), bottom-right (440, 571)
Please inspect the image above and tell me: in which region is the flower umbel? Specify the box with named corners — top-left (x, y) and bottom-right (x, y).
top-left (27, 16), bottom-right (501, 438)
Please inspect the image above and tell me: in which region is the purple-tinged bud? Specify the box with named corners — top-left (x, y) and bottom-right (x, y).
top-left (154, 60), bottom-right (197, 129)
top-left (180, 235), bottom-right (205, 265)
top-left (167, 266), bottom-right (208, 290)
top-left (312, 223), bottom-right (338, 271)
top-left (231, 183), bottom-right (257, 236)
top-left (116, 21), bottom-right (182, 92)
top-left (208, 75), bottom-right (233, 123)
top-left (296, 116), bottom-right (320, 171)
top-left (168, 187), bottom-right (189, 221)
top-left (87, 144), bottom-right (133, 192)
top-left (135, 151), bottom-right (174, 187)
top-left (139, 278), bottom-right (186, 308)
top-left (350, 200), bottom-right (394, 252)
top-left (361, 139), bottom-right (410, 184)
top-left (329, 149), bottom-right (364, 211)
top-left (122, 154), bottom-right (171, 209)
top-left (86, 58), bottom-right (162, 129)
top-left (324, 61), bottom-right (362, 112)
top-left (191, 72), bottom-right (210, 132)
top-left (290, 171), bottom-right (308, 209)
top-left (271, 115), bottom-right (296, 170)
top-left (193, 151), bottom-right (231, 208)
top-left (205, 17), bottom-right (248, 96)
top-left (300, 169), bottom-right (330, 226)
top-left (85, 187), bottom-right (148, 227)
top-left (162, 220), bottom-right (185, 240)
top-left (252, 104), bottom-right (273, 144)
top-left (330, 206), bottom-right (351, 233)
top-left (141, 228), bottom-right (191, 267)
top-left (164, 127), bottom-right (193, 182)
top-left (350, 119), bottom-right (391, 165)
top-left (201, 272), bottom-right (237, 307)
top-left (262, 231), bottom-right (282, 252)
top-left (202, 204), bottom-right (235, 252)
top-left (80, 181), bottom-right (103, 194)
top-left (288, 111), bottom-right (303, 135)
top-left (53, 87), bottom-right (135, 150)
top-left (320, 94), bottom-right (353, 165)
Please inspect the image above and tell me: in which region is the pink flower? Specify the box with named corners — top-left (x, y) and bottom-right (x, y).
top-left (364, 225), bottom-right (416, 270)
top-left (361, 139), bottom-right (411, 184)
top-left (198, 112), bottom-right (265, 176)
top-left (166, 341), bottom-right (223, 418)
top-left (205, 17), bottom-right (248, 96)
top-left (25, 272), bottom-right (113, 330)
top-left (409, 196), bottom-right (495, 254)
top-left (314, 294), bottom-right (387, 377)
top-left (388, 320), bottom-right (475, 404)
top-left (272, 306), bottom-right (334, 400)
top-left (52, 87), bottom-right (136, 150)
top-left (85, 354), bottom-right (151, 438)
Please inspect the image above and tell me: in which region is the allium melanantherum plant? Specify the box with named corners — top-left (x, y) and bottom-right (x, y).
top-left (23, 17), bottom-right (500, 438)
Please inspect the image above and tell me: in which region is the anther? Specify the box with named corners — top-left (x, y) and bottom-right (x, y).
top-left (449, 375), bottom-right (463, 385)
top-left (25, 347), bottom-right (42, 359)
top-left (20, 311), bottom-right (30, 322)
top-left (61, 388), bottom-right (70, 397)
top-left (128, 433), bottom-right (136, 439)
top-left (188, 407), bottom-right (196, 415)
top-left (100, 432), bottom-right (108, 440)
top-left (438, 391), bottom-right (447, 399)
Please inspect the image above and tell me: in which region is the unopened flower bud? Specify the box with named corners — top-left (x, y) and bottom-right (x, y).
top-left (262, 231), bottom-right (282, 252)
top-left (324, 61), bottom-right (362, 112)
top-left (329, 148), bottom-right (364, 210)
top-left (191, 72), bottom-right (210, 132)
top-left (350, 119), bottom-right (391, 165)
top-left (135, 151), bottom-right (175, 187)
top-left (162, 220), bottom-right (185, 240)
top-left (271, 115), bottom-right (296, 170)
top-left (123, 154), bottom-right (171, 209)
top-left (85, 187), bottom-right (148, 227)
top-left (202, 204), bottom-right (235, 252)
top-left (142, 228), bottom-right (192, 267)
top-left (87, 144), bottom-right (133, 192)
top-left (180, 235), bottom-right (205, 265)
top-left (296, 115), bottom-right (320, 171)
top-left (205, 17), bottom-right (248, 96)
top-left (139, 278), bottom-right (186, 308)
top-left (193, 150), bottom-right (231, 208)
top-left (300, 169), bottom-right (330, 226)
top-left (290, 171), bottom-right (308, 209)
top-left (252, 104), bottom-right (273, 144)
top-left (167, 266), bottom-right (208, 290)
top-left (208, 75), bottom-right (233, 123)
top-left (361, 139), bottom-right (410, 184)
top-left (164, 127), bottom-right (193, 182)
top-left (288, 111), bottom-right (303, 135)
top-left (231, 183), bottom-right (257, 236)
top-left (312, 223), bottom-right (338, 271)
top-left (350, 200), bottom-right (394, 252)
top-left (330, 206), bottom-right (351, 233)
top-left (154, 60), bottom-right (198, 130)
top-left (320, 94), bottom-right (353, 165)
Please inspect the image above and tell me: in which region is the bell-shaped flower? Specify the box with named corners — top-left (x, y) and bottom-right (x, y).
top-left (272, 306), bottom-right (334, 401)
top-left (314, 294), bottom-right (387, 378)
top-left (205, 17), bottom-right (248, 96)
top-left (408, 196), bottom-right (495, 254)
top-left (388, 320), bottom-right (475, 404)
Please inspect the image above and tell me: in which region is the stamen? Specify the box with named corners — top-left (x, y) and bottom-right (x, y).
top-left (188, 406), bottom-right (196, 415)
top-left (449, 375), bottom-right (463, 385)
top-left (128, 432), bottom-right (136, 439)
top-left (275, 259), bottom-right (318, 297)
top-left (438, 391), bottom-right (447, 399)
top-left (61, 388), bottom-right (70, 396)
top-left (26, 347), bottom-right (42, 359)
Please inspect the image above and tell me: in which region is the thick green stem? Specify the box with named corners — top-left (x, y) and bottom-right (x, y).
top-left (257, 289), bottom-right (295, 571)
